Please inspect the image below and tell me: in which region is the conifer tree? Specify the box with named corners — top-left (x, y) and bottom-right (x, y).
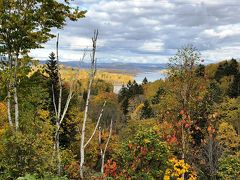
top-left (141, 100), bottom-right (154, 119)
top-left (46, 52), bottom-right (59, 89)
top-left (142, 77), bottom-right (148, 84)
top-left (152, 87), bottom-right (165, 104)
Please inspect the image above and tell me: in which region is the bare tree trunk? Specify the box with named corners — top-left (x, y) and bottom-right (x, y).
top-left (56, 34), bottom-right (62, 122)
top-left (181, 123), bottom-right (185, 179)
top-left (80, 30), bottom-right (98, 179)
top-left (7, 82), bottom-right (13, 127)
top-left (54, 89), bottom-right (73, 176)
top-left (52, 33), bottom-right (74, 176)
top-left (207, 137), bottom-right (217, 180)
top-left (99, 126), bottom-right (103, 170)
top-left (55, 33), bottom-right (62, 176)
top-left (14, 54), bottom-right (19, 130)
top-left (51, 84), bottom-right (58, 117)
top-left (101, 119), bottom-right (113, 174)
top-left (55, 124), bottom-right (61, 176)
top-left (181, 84), bottom-right (188, 180)
top-left (6, 53), bottom-right (13, 128)
top-left (80, 77), bottom-right (93, 178)
top-left (84, 101), bottom-right (106, 148)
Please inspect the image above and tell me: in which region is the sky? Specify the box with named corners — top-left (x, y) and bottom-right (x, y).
top-left (31, 0), bottom-right (240, 64)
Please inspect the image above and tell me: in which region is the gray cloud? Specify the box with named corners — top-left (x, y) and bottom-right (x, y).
top-left (31, 0), bottom-right (240, 63)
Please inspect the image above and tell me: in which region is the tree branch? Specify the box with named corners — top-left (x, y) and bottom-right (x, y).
top-left (52, 84), bottom-right (58, 117)
top-left (101, 118), bottom-right (113, 173)
top-left (59, 88), bottom-right (73, 125)
top-left (103, 118), bottom-right (113, 156)
top-left (84, 100), bottom-right (106, 148)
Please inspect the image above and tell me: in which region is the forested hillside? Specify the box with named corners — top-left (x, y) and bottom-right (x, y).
top-left (0, 0), bottom-right (240, 180)
top-left (1, 44), bottom-right (240, 179)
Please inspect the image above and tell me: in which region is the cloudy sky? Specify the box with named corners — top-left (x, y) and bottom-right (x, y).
top-left (31, 0), bottom-right (240, 63)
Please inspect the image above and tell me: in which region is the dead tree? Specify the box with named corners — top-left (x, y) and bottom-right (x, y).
top-left (79, 29), bottom-right (108, 178)
top-left (51, 34), bottom-right (75, 176)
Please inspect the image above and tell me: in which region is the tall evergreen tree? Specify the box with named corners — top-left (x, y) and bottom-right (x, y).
top-left (140, 100), bottom-right (154, 119)
top-left (45, 52), bottom-right (60, 119)
top-left (152, 87), bottom-right (165, 104)
top-left (45, 52), bottom-right (59, 88)
top-left (118, 86), bottom-right (129, 115)
top-left (228, 72), bottom-right (240, 98)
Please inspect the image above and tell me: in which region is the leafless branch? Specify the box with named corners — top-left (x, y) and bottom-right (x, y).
top-left (101, 118), bottom-right (113, 173)
top-left (52, 84), bottom-right (58, 117)
top-left (84, 101), bottom-right (107, 148)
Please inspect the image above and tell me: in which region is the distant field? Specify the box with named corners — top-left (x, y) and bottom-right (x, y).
top-left (60, 67), bottom-right (133, 85)
top-left (32, 65), bottom-right (133, 85)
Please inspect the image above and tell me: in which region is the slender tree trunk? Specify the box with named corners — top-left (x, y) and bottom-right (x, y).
top-left (56, 33), bottom-right (62, 176)
top-left (208, 137), bottom-right (216, 180)
top-left (181, 84), bottom-right (187, 180)
top-left (55, 123), bottom-right (61, 176)
top-left (181, 123), bottom-right (185, 179)
top-left (14, 55), bottom-right (19, 130)
top-left (84, 101), bottom-right (106, 148)
top-left (80, 30), bottom-right (98, 179)
top-left (99, 126), bottom-right (103, 171)
top-left (101, 153), bottom-right (105, 173)
top-left (13, 85), bottom-right (19, 129)
top-left (80, 77), bottom-right (93, 178)
top-left (7, 53), bottom-right (13, 128)
top-left (101, 119), bottom-right (113, 174)
top-left (7, 81), bottom-right (13, 128)
top-left (51, 33), bottom-right (74, 177)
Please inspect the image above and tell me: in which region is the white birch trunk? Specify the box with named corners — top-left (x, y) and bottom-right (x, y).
top-left (56, 123), bottom-right (61, 176)
top-left (14, 55), bottom-right (19, 130)
top-left (52, 33), bottom-right (75, 176)
top-left (80, 30), bottom-right (98, 179)
top-left (80, 77), bottom-right (93, 178)
top-left (84, 101), bottom-right (106, 148)
top-left (7, 82), bottom-right (13, 127)
top-left (7, 53), bottom-right (13, 128)
top-left (101, 119), bottom-right (113, 174)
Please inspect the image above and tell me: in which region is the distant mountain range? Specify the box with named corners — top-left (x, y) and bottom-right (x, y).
top-left (40, 60), bottom-right (167, 73)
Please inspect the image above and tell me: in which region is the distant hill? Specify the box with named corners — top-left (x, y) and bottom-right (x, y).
top-left (40, 60), bottom-right (167, 73)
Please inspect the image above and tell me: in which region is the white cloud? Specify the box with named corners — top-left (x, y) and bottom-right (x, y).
top-left (30, 0), bottom-right (240, 63)
top-left (139, 41), bottom-right (164, 53)
top-left (203, 25), bottom-right (240, 39)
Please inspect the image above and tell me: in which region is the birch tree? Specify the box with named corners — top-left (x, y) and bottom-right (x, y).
top-left (79, 29), bottom-right (107, 179)
top-left (49, 34), bottom-right (80, 176)
top-left (0, 0), bottom-right (86, 130)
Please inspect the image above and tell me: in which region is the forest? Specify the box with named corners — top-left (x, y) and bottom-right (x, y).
top-left (0, 0), bottom-right (240, 180)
